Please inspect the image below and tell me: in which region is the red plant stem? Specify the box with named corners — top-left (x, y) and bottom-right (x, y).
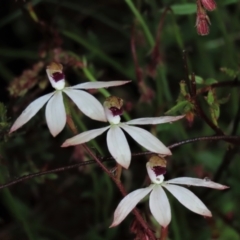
top-left (66, 114), bottom-right (156, 240)
top-left (1, 135), bottom-right (239, 190)
top-left (160, 226), bottom-right (168, 240)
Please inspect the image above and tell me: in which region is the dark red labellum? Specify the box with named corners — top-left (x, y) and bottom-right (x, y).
top-left (110, 107), bottom-right (123, 116)
top-left (152, 166), bottom-right (166, 176)
top-left (52, 72), bottom-right (65, 82)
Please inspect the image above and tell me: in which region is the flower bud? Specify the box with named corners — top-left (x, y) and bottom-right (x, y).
top-left (201, 0), bottom-right (216, 11)
top-left (195, 7), bottom-right (211, 36)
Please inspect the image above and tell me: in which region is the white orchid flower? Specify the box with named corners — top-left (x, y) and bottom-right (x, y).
top-left (62, 96), bottom-right (184, 169)
top-left (110, 156), bottom-right (229, 228)
top-left (10, 62), bottom-right (129, 137)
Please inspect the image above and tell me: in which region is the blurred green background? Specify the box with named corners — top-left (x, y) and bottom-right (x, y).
top-left (0, 0), bottom-right (240, 239)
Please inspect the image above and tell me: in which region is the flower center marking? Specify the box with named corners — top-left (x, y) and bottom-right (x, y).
top-left (52, 72), bottom-right (65, 82)
top-left (152, 166), bottom-right (167, 176)
top-left (109, 107), bottom-right (123, 116)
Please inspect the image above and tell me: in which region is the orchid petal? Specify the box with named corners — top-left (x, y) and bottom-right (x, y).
top-left (45, 91), bottom-right (66, 137)
top-left (163, 184), bottom-right (212, 217)
top-left (107, 126), bottom-right (131, 169)
top-left (63, 89), bottom-right (107, 122)
top-left (10, 92), bottom-right (54, 133)
top-left (149, 185), bottom-right (171, 228)
top-left (110, 185), bottom-right (154, 228)
top-left (126, 115), bottom-right (185, 125)
top-left (61, 126), bottom-right (109, 147)
top-left (70, 80), bottom-right (130, 89)
top-left (166, 177), bottom-right (229, 190)
top-left (120, 124), bottom-right (171, 155)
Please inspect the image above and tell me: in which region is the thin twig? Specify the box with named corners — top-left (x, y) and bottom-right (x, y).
top-left (1, 135), bottom-right (239, 190)
top-left (197, 79), bottom-right (240, 95)
top-left (167, 135), bottom-right (240, 149)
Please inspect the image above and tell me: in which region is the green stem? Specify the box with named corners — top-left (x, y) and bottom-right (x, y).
top-left (169, 13), bottom-right (184, 50)
top-left (82, 67), bottom-right (110, 98)
top-left (125, 0), bottom-right (155, 47)
top-left (61, 30), bottom-right (133, 78)
top-left (81, 60), bottom-right (131, 121)
top-left (157, 65), bottom-right (172, 104)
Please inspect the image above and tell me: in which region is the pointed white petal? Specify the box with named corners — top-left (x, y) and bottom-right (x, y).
top-left (126, 115), bottom-right (185, 125)
top-left (107, 126), bottom-right (131, 169)
top-left (120, 124), bottom-right (171, 155)
top-left (63, 89), bottom-right (107, 122)
top-left (10, 92), bottom-right (54, 133)
top-left (166, 177), bottom-right (229, 190)
top-left (70, 80), bottom-right (130, 89)
top-left (110, 185), bottom-right (154, 228)
top-left (149, 185), bottom-right (171, 227)
top-left (163, 184), bottom-right (212, 217)
top-left (61, 126), bottom-right (109, 147)
top-left (45, 91), bottom-right (66, 137)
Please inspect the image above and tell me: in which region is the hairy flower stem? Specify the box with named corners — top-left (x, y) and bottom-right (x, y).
top-left (1, 135), bottom-right (239, 190)
top-left (116, 164), bottom-right (122, 181)
top-left (160, 226), bottom-right (168, 240)
top-left (66, 114), bottom-right (156, 240)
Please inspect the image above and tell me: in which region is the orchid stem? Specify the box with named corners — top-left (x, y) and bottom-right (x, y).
top-left (160, 226), bottom-right (168, 240)
top-left (125, 0), bottom-right (154, 47)
top-left (81, 136), bottom-right (156, 240)
top-left (82, 64), bottom-right (110, 98)
top-left (116, 164), bottom-right (123, 182)
top-left (65, 107), bottom-right (156, 240)
top-left (81, 57), bottom-right (131, 121)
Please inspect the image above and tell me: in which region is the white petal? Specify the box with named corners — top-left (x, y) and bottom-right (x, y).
top-left (70, 80), bottom-right (130, 89)
top-left (63, 89), bottom-right (107, 122)
top-left (107, 126), bottom-right (131, 169)
top-left (61, 126), bottom-right (109, 147)
top-left (10, 92), bottom-right (54, 133)
top-left (163, 184), bottom-right (212, 217)
top-left (45, 91), bottom-right (66, 137)
top-left (149, 185), bottom-right (171, 227)
top-left (110, 185), bottom-right (154, 228)
top-left (120, 124), bottom-right (171, 155)
top-left (166, 177), bottom-right (229, 190)
top-left (126, 115), bottom-right (185, 125)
